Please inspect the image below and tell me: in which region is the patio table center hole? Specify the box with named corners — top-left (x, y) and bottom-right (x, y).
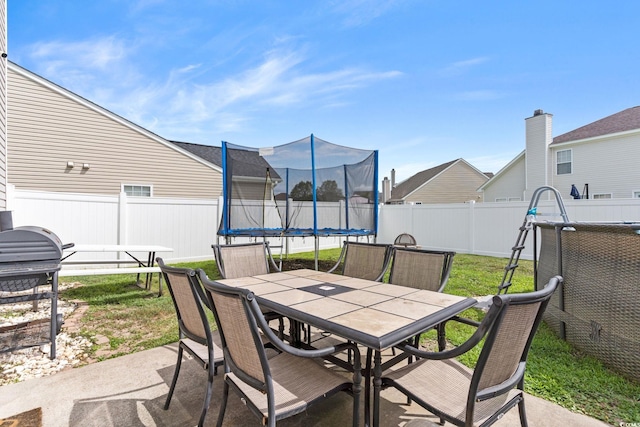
top-left (298, 283), bottom-right (354, 297)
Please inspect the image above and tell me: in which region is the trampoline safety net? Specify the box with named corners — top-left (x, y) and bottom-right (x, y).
top-left (219, 135), bottom-right (378, 238)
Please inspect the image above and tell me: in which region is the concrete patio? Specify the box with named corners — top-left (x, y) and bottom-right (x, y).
top-left (0, 343), bottom-right (608, 427)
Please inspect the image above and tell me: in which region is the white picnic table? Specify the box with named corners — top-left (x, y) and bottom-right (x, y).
top-left (59, 244), bottom-right (173, 296)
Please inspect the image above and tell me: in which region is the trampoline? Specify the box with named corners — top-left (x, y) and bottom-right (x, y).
top-left (218, 135), bottom-right (378, 266)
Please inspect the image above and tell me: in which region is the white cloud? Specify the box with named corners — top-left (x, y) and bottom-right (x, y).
top-left (329, 0), bottom-right (405, 27)
top-left (23, 34), bottom-right (401, 143)
top-left (440, 57), bottom-right (489, 77)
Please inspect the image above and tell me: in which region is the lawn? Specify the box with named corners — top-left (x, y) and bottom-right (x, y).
top-left (59, 249), bottom-right (639, 425)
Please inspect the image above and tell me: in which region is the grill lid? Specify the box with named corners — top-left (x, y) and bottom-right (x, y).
top-left (0, 226), bottom-right (65, 264)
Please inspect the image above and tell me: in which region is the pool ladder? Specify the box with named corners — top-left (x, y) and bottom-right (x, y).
top-left (498, 186), bottom-right (570, 294)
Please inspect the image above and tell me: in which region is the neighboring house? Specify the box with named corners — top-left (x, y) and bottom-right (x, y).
top-left (171, 141), bottom-right (281, 200)
top-left (384, 159), bottom-right (490, 204)
top-left (6, 61), bottom-right (222, 199)
top-left (481, 107), bottom-right (640, 202)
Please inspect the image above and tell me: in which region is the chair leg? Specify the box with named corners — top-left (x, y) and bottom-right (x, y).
top-left (352, 364), bottom-right (361, 427)
top-left (164, 345), bottom-right (184, 409)
top-left (405, 334), bottom-right (421, 405)
top-left (216, 381), bottom-right (229, 427)
top-left (437, 322), bottom-right (447, 351)
top-left (364, 348), bottom-right (373, 427)
top-left (278, 317), bottom-right (285, 340)
top-left (518, 395), bottom-right (528, 427)
top-left (198, 364), bottom-right (215, 427)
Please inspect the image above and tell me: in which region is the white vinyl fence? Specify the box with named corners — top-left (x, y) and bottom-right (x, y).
top-left (7, 187), bottom-right (640, 263)
top-left (6, 188), bottom-right (345, 263)
top-left (377, 198), bottom-right (640, 259)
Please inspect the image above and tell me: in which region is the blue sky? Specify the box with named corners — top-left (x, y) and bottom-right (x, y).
top-left (7, 1), bottom-right (640, 183)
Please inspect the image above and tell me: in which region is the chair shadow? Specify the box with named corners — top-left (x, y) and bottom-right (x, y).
top-left (67, 345), bottom-right (443, 426)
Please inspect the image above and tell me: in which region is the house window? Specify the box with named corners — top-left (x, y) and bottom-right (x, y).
top-left (593, 193), bottom-right (612, 199)
top-left (123, 184), bottom-right (152, 197)
top-left (633, 191), bottom-right (640, 198)
top-left (556, 149), bottom-right (572, 175)
top-left (495, 198), bottom-right (508, 202)
top-left (508, 197), bottom-right (522, 202)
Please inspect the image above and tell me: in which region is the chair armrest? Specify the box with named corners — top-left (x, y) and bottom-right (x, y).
top-left (327, 243), bottom-right (347, 274)
top-left (397, 302), bottom-right (499, 359)
top-left (373, 250), bottom-right (393, 282)
top-left (264, 242), bottom-right (282, 272)
top-left (249, 295), bottom-right (361, 370)
top-left (476, 363), bottom-right (526, 401)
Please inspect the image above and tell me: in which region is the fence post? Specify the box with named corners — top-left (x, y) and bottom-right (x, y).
top-left (5, 183), bottom-right (14, 211)
top-left (118, 191), bottom-right (127, 246)
top-left (468, 200), bottom-right (475, 254)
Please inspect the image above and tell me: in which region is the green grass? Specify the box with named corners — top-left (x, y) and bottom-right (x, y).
top-left (59, 251), bottom-right (640, 424)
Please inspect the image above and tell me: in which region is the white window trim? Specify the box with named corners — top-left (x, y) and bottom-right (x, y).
top-left (495, 197), bottom-right (508, 202)
top-left (556, 149), bottom-right (573, 175)
top-left (633, 191), bottom-right (640, 199)
top-left (508, 197), bottom-right (522, 202)
top-left (122, 184), bottom-right (153, 197)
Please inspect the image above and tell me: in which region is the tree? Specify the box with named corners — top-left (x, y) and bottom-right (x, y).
top-left (290, 180), bottom-right (313, 201)
top-left (317, 180), bottom-right (344, 202)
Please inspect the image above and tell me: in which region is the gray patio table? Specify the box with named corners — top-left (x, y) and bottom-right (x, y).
top-left (215, 268), bottom-right (477, 427)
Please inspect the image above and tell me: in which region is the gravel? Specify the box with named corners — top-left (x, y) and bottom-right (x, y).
top-left (0, 285), bottom-right (92, 386)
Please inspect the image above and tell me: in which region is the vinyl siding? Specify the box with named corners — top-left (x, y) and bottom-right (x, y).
top-left (551, 131), bottom-right (640, 199)
top-left (525, 113), bottom-right (552, 198)
top-left (0, 1), bottom-right (6, 209)
top-left (7, 66), bottom-right (221, 198)
top-left (404, 161), bottom-right (487, 204)
top-left (482, 156), bottom-right (526, 202)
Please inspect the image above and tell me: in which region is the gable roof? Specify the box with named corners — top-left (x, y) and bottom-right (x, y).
top-left (390, 159), bottom-right (491, 201)
top-left (478, 150), bottom-right (525, 191)
top-left (172, 141), bottom-right (281, 180)
top-left (552, 106), bottom-right (640, 144)
top-left (8, 61), bottom-right (221, 173)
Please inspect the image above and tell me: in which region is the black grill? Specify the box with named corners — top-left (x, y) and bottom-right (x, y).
top-left (0, 226), bottom-right (73, 359)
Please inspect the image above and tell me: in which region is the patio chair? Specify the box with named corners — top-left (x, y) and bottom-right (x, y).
top-left (387, 247), bottom-right (456, 356)
top-left (388, 247), bottom-right (455, 292)
top-left (212, 241), bottom-right (281, 279)
top-left (380, 275), bottom-right (561, 427)
top-left (212, 242), bottom-right (285, 338)
top-left (198, 269), bottom-right (362, 427)
top-left (327, 241), bottom-right (392, 281)
top-left (157, 258), bottom-right (224, 427)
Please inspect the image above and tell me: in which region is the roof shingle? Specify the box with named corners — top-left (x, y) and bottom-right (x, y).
top-left (552, 106), bottom-right (640, 144)
top-left (390, 159), bottom-right (458, 200)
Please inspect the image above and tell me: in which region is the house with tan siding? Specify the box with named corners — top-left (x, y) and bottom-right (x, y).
top-left (385, 159), bottom-right (490, 204)
top-left (481, 107), bottom-right (640, 201)
top-left (0, 0), bottom-right (6, 209)
top-left (6, 61), bottom-right (222, 199)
